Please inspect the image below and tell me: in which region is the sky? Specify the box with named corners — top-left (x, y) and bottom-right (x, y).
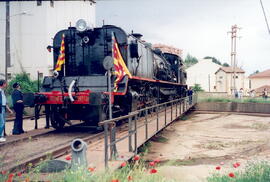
top-left (96, 0), bottom-right (270, 75)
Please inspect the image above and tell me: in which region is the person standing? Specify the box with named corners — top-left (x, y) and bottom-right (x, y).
top-left (262, 88), bottom-right (268, 99)
top-left (187, 87), bottom-right (193, 105)
top-left (12, 82), bottom-right (24, 135)
top-left (0, 79), bottom-right (13, 142)
top-left (238, 88), bottom-right (244, 99)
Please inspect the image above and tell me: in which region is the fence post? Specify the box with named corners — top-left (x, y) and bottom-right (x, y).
top-left (176, 100), bottom-right (178, 118)
top-left (128, 117), bottom-right (133, 152)
top-left (171, 101), bottom-right (173, 122)
top-left (145, 109), bottom-right (148, 140)
top-left (134, 114), bottom-right (138, 154)
top-left (165, 103), bottom-right (167, 126)
top-left (110, 123), bottom-right (118, 160)
top-left (156, 105), bottom-right (159, 132)
top-left (104, 123), bottom-right (109, 169)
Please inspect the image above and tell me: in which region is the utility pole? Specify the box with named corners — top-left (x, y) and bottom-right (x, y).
top-left (228, 25), bottom-right (240, 96)
top-left (5, 1), bottom-right (10, 81)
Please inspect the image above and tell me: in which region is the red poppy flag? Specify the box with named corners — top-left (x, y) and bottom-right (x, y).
top-left (112, 33), bottom-right (132, 91)
top-left (55, 34), bottom-right (65, 71)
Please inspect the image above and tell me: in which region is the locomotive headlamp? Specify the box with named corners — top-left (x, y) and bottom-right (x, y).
top-left (76, 19), bottom-right (87, 32)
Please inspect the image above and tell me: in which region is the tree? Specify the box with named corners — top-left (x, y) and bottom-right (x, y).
top-left (184, 54), bottom-right (198, 68)
top-left (6, 72), bottom-right (40, 95)
top-left (204, 56), bottom-right (222, 65)
top-left (250, 70), bottom-right (260, 76)
top-left (222, 62), bottom-right (230, 67)
top-left (192, 84), bottom-right (204, 92)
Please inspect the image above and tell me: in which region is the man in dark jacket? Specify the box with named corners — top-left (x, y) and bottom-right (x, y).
top-left (187, 87), bottom-right (193, 105)
top-left (12, 82), bottom-right (24, 135)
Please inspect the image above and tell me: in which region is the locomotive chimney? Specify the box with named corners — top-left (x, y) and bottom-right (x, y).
top-left (132, 33), bottom-right (143, 40)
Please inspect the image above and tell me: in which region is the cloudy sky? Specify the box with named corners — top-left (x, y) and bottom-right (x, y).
top-left (96, 0), bottom-right (270, 75)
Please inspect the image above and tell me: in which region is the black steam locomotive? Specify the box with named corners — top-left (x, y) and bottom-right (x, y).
top-left (35, 20), bottom-right (187, 129)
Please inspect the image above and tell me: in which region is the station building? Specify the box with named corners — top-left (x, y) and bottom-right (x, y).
top-left (186, 58), bottom-right (221, 92)
top-left (248, 69), bottom-right (270, 95)
top-left (215, 66), bottom-right (246, 94)
top-left (0, 0), bottom-right (96, 80)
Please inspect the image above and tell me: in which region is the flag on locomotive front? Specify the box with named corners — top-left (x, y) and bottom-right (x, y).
top-left (112, 33), bottom-right (132, 91)
top-left (55, 34), bottom-right (65, 71)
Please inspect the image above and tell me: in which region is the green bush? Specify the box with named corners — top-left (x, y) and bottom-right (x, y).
top-left (6, 72), bottom-right (40, 95)
top-left (193, 84), bottom-right (204, 92)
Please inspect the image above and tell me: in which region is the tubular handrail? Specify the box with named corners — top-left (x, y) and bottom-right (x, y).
top-left (102, 94), bottom-right (198, 169)
top-left (99, 111), bottom-right (139, 126)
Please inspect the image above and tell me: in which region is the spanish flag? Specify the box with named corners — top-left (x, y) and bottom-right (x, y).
top-left (55, 34), bottom-right (65, 71)
top-left (112, 33), bottom-right (132, 91)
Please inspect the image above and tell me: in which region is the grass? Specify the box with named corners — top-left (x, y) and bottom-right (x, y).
top-left (163, 159), bottom-right (196, 166)
top-left (199, 97), bottom-right (270, 104)
top-left (151, 135), bottom-right (169, 143)
top-left (0, 161), bottom-right (176, 182)
top-left (207, 161), bottom-right (270, 182)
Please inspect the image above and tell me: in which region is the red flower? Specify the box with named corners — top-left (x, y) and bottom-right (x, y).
top-left (17, 172), bottom-right (22, 177)
top-left (215, 166), bottom-right (221, 170)
top-left (127, 176), bottom-right (132, 181)
top-left (121, 162), bottom-right (127, 167)
top-left (233, 162), bottom-right (240, 168)
top-left (220, 162), bottom-right (224, 165)
top-left (111, 179), bottom-right (120, 182)
top-left (65, 155), bottom-right (72, 161)
top-left (236, 162), bottom-right (240, 167)
top-left (133, 155), bottom-right (140, 161)
top-left (150, 169), bottom-right (157, 174)
top-left (228, 172), bottom-right (235, 178)
top-left (154, 159), bottom-right (161, 163)
top-left (8, 173), bottom-right (14, 178)
top-left (149, 161), bottom-right (155, 166)
top-left (6, 173), bottom-right (14, 182)
top-left (1, 170), bottom-right (7, 175)
top-left (88, 167), bottom-right (95, 172)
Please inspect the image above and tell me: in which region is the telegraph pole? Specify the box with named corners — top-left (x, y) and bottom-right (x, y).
top-left (5, 1), bottom-right (10, 81)
top-left (228, 25), bottom-right (240, 96)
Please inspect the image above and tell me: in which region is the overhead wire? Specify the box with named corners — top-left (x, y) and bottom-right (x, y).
top-left (259, 0), bottom-right (270, 35)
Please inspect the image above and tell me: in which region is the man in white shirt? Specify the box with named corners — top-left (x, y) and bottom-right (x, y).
top-left (0, 79), bottom-right (13, 142)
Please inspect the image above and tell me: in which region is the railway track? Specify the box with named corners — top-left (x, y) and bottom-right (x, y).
top-left (1, 102), bottom-right (189, 173)
top-left (0, 125), bottom-right (104, 172)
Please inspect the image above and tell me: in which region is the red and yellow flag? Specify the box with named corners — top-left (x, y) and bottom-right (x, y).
top-left (55, 34), bottom-right (65, 71)
top-left (112, 33), bottom-right (132, 91)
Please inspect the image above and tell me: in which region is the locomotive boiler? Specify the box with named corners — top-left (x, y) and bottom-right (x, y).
top-left (35, 19), bottom-right (187, 129)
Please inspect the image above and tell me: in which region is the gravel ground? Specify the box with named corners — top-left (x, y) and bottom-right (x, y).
top-left (144, 113), bottom-right (270, 182)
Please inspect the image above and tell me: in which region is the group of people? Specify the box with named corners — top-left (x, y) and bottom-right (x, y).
top-left (0, 79), bottom-right (25, 142)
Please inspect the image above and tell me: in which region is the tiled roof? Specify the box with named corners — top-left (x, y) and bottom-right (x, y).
top-left (249, 69), bottom-right (270, 78)
top-left (215, 66), bottom-right (245, 74)
top-left (253, 85), bottom-right (270, 93)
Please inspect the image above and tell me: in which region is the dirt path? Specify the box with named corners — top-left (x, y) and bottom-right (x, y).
top-left (144, 113), bottom-right (270, 182)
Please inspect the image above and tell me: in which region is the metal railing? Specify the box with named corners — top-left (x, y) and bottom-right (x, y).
top-left (99, 94), bottom-right (197, 168)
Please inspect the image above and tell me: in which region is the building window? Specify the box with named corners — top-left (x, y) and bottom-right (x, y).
top-left (38, 72), bottom-right (44, 79)
top-left (37, 0), bottom-right (42, 6)
top-left (219, 76), bottom-right (223, 79)
top-left (50, 0), bottom-right (54, 7)
top-left (233, 75), bottom-right (238, 79)
top-left (7, 73), bottom-right (12, 80)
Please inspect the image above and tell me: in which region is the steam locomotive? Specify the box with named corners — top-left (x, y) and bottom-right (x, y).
top-left (35, 19), bottom-right (187, 129)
